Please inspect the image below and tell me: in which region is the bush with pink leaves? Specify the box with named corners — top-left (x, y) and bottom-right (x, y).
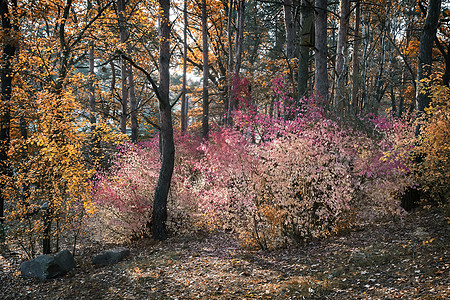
top-left (193, 77), bottom-right (415, 248)
top-left (91, 76), bottom-right (415, 248)
top-left (91, 133), bottom-right (202, 242)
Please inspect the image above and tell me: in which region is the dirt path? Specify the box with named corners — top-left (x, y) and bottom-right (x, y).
top-left (1, 208), bottom-right (449, 299)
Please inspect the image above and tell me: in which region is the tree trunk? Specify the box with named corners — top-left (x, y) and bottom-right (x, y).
top-left (314, 0), bottom-right (329, 105)
top-left (0, 0), bottom-right (16, 244)
top-left (226, 0), bottom-right (234, 123)
top-left (109, 60), bottom-right (116, 118)
top-left (202, 0), bottom-right (209, 140)
top-left (283, 0), bottom-right (297, 99)
top-left (118, 0), bottom-right (128, 134)
top-left (351, 0), bottom-right (361, 113)
top-left (283, 0), bottom-right (296, 60)
top-left (334, 0), bottom-right (350, 116)
top-left (234, 0), bottom-right (245, 75)
top-left (127, 44), bottom-right (138, 142)
top-left (152, 0), bottom-right (174, 241)
top-left (416, 0), bottom-right (442, 112)
top-left (361, 11), bottom-right (369, 112)
top-left (443, 51), bottom-right (450, 86)
top-left (390, 86), bottom-right (396, 116)
top-left (298, 0), bottom-right (312, 99)
top-left (88, 42), bottom-right (96, 125)
top-left (373, 25), bottom-right (388, 114)
top-left (181, 0), bottom-right (188, 133)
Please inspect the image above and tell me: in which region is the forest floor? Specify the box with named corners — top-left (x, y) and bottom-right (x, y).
top-left (1, 207), bottom-right (449, 299)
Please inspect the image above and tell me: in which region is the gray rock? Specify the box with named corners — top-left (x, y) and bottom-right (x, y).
top-left (20, 250), bottom-right (75, 280)
top-left (54, 249), bottom-right (76, 272)
top-left (92, 247), bottom-right (130, 266)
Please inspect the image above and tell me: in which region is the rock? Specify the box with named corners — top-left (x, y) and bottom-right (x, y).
top-left (20, 250), bottom-right (75, 280)
top-left (92, 247), bottom-right (130, 266)
top-left (54, 249), bottom-right (76, 273)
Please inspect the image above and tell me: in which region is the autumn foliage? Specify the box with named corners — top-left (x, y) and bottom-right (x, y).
top-left (92, 78), bottom-right (415, 249)
top-left (415, 82), bottom-right (450, 204)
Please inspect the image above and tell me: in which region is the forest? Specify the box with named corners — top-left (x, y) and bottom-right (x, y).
top-left (0, 0), bottom-right (449, 298)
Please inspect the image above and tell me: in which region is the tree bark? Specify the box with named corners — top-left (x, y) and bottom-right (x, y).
top-left (416, 0), bottom-right (442, 112)
top-left (127, 44), bottom-right (138, 142)
top-left (234, 0), bottom-right (245, 75)
top-left (351, 0), bottom-right (361, 113)
top-left (283, 0), bottom-right (296, 60)
top-left (226, 0), bottom-right (234, 122)
top-left (88, 2), bottom-right (96, 128)
top-left (109, 60), bottom-right (116, 118)
top-left (118, 0), bottom-right (128, 134)
top-left (181, 0), bottom-right (188, 134)
top-left (0, 0), bottom-right (16, 244)
top-left (334, 0), bottom-right (350, 116)
top-left (298, 0), bottom-right (312, 99)
top-left (314, 0), bottom-right (329, 105)
top-left (152, 0), bottom-right (174, 241)
top-left (202, 0), bottom-right (209, 140)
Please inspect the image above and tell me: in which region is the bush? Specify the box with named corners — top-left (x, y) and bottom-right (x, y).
top-left (416, 83), bottom-right (450, 205)
top-left (91, 77), bottom-right (416, 249)
top-left (92, 133), bottom-right (202, 242)
top-left (193, 91), bottom-right (414, 249)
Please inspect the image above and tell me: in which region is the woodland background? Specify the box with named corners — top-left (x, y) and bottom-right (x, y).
top-left (0, 0), bottom-right (448, 269)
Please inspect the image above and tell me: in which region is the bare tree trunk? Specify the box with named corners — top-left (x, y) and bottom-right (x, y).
top-left (0, 0), bottom-right (16, 244)
top-left (390, 86), bottom-right (396, 116)
top-left (118, 0), bottom-right (128, 134)
top-left (88, 0), bottom-right (97, 166)
top-left (127, 44), bottom-right (138, 142)
top-left (314, 0), bottom-right (329, 105)
top-left (202, 0), bottom-right (209, 140)
top-left (334, 0), bottom-right (350, 116)
top-left (234, 0), bottom-right (245, 75)
top-left (361, 11), bottom-right (369, 112)
top-left (283, 0), bottom-right (297, 99)
top-left (152, 0), bottom-right (174, 241)
top-left (283, 0), bottom-right (296, 60)
top-left (109, 60), bottom-right (116, 118)
top-left (88, 0), bottom-right (96, 127)
top-left (226, 0), bottom-right (234, 122)
top-left (416, 0), bottom-right (441, 113)
top-left (298, 0), bottom-right (312, 99)
top-left (373, 25), bottom-right (387, 114)
top-left (351, 0), bottom-right (361, 113)
top-left (181, 0), bottom-right (188, 133)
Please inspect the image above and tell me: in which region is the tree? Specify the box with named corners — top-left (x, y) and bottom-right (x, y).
top-left (152, 0), bottom-right (175, 241)
top-left (298, 0), bottom-right (313, 99)
top-left (416, 0), bottom-right (442, 113)
top-left (181, 0), bottom-right (188, 134)
top-left (202, 0), bottom-right (209, 140)
top-left (118, 0), bottom-right (129, 135)
top-left (0, 0), bottom-right (17, 245)
top-left (351, 0), bottom-right (361, 112)
top-left (234, 0), bottom-right (245, 76)
top-left (334, 0), bottom-right (350, 116)
top-left (314, 0), bottom-right (329, 105)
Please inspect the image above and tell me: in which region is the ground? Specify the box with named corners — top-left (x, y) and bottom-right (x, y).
top-left (1, 207), bottom-right (449, 299)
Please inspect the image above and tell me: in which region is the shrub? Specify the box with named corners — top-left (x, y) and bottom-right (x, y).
top-left (415, 83), bottom-right (450, 205)
top-left (92, 133), bottom-right (202, 242)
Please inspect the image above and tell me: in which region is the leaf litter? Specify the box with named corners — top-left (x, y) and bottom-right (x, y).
top-left (1, 207), bottom-right (448, 299)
